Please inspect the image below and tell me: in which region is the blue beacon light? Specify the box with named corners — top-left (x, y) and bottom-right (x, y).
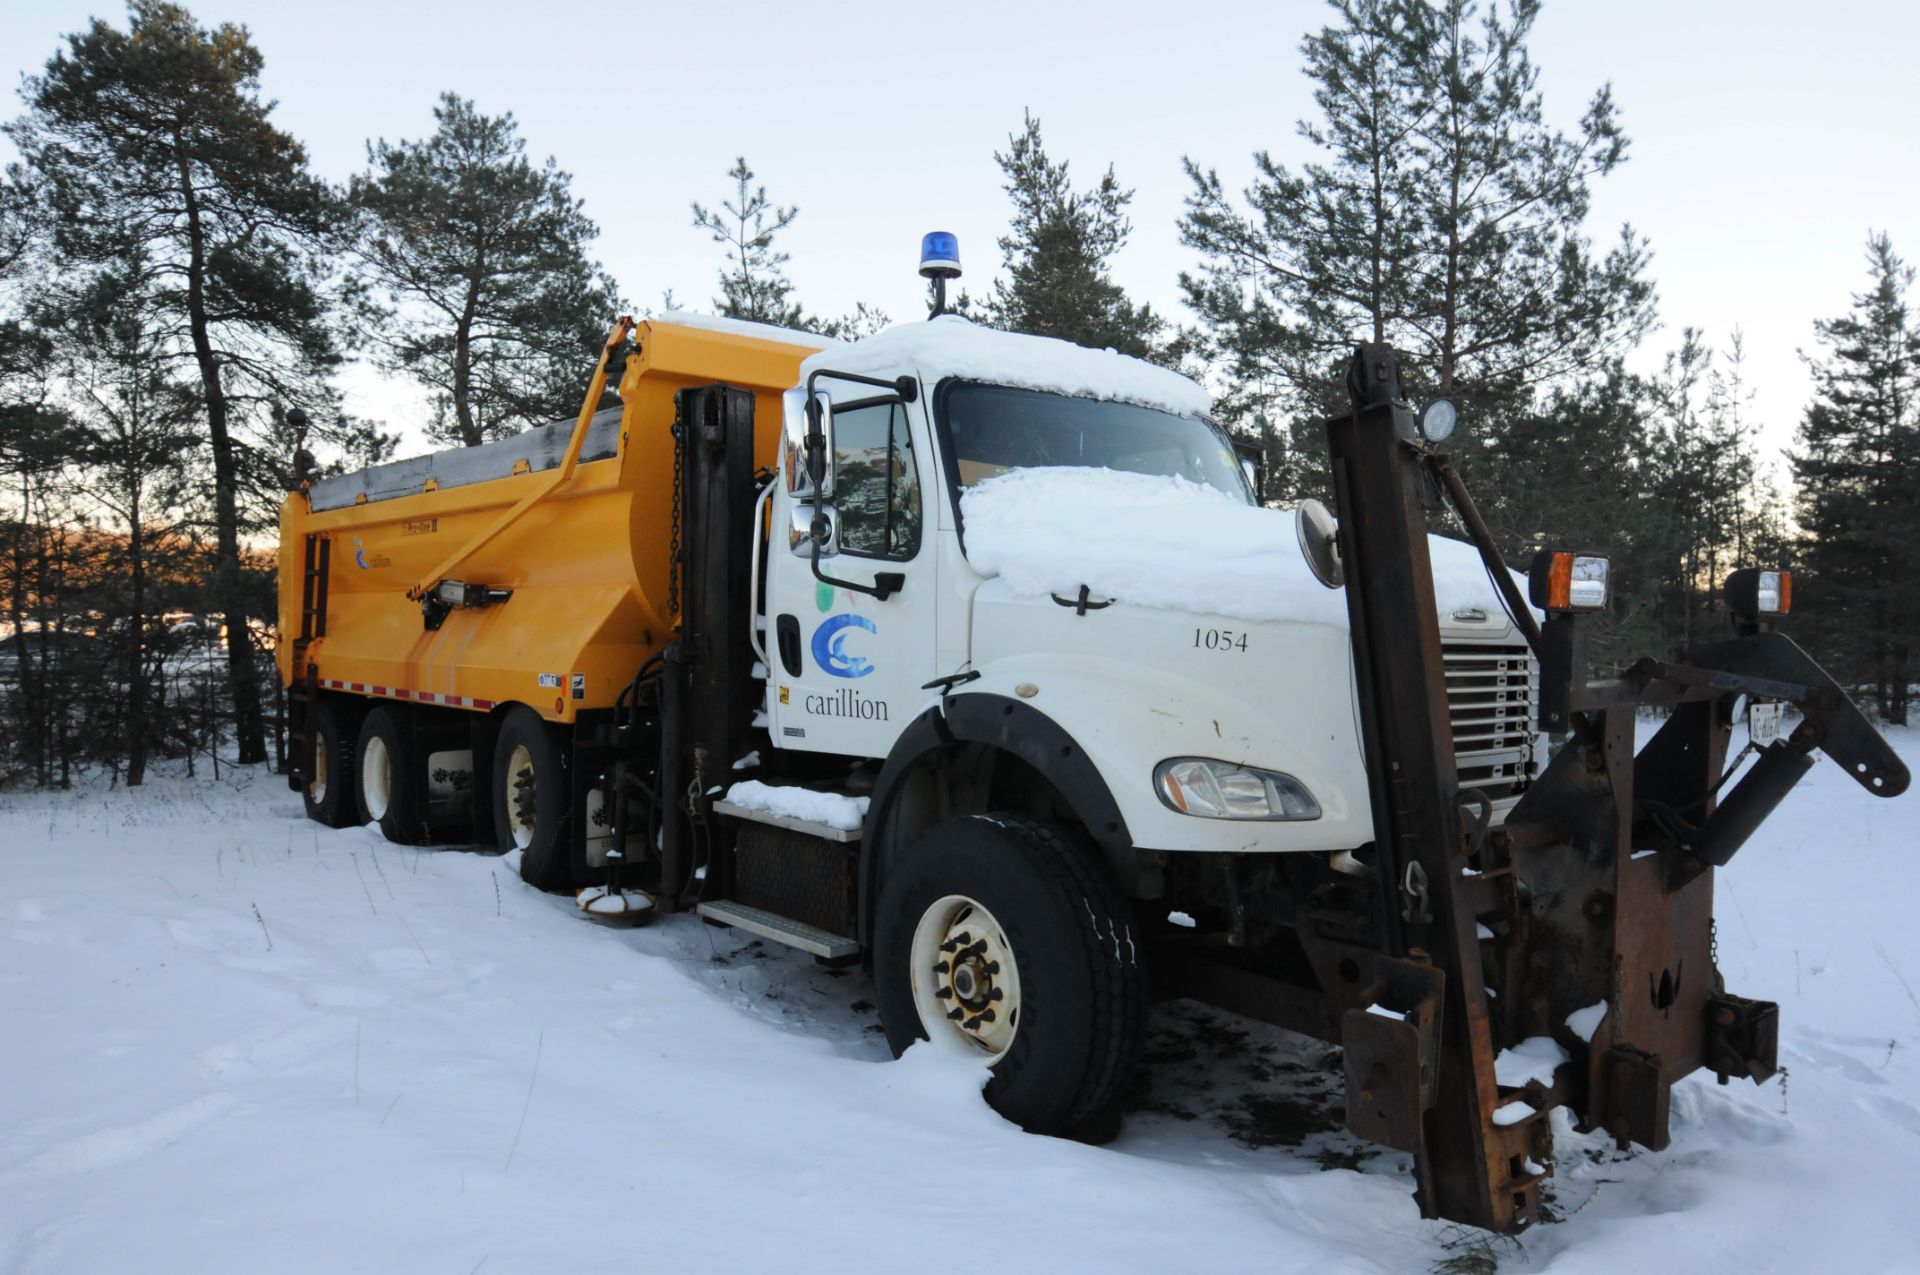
top-left (919, 231), bottom-right (962, 279)
top-left (920, 232), bottom-right (961, 318)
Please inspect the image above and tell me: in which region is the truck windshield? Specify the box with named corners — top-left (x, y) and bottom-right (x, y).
top-left (937, 382), bottom-right (1253, 505)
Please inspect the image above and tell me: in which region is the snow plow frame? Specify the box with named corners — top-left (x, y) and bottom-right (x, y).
top-left (1326, 343), bottom-right (1908, 1233)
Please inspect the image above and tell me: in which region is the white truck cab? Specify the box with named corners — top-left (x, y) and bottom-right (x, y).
top-left (762, 314), bottom-right (1536, 863)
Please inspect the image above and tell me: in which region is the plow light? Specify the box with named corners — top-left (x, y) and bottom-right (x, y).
top-left (1155, 758), bottom-right (1321, 821)
top-left (1417, 397), bottom-right (1458, 443)
top-left (1530, 550), bottom-right (1610, 613)
top-left (1727, 568), bottom-right (1791, 618)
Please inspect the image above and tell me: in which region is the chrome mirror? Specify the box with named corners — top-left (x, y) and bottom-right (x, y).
top-left (788, 502), bottom-right (839, 558)
top-left (786, 389), bottom-right (835, 499)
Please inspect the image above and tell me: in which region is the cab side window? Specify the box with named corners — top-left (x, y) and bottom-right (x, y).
top-left (834, 399), bottom-right (921, 559)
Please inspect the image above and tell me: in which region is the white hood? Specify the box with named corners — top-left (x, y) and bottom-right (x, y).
top-left (959, 466), bottom-right (1533, 627)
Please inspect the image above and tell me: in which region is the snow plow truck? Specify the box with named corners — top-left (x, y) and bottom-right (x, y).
top-left (278, 235), bottom-right (1907, 1234)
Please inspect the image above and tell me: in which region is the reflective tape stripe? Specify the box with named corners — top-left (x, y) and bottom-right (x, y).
top-left (316, 677), bottom-right (495, 712)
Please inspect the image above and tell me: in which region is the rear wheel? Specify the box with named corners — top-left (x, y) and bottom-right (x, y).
top-left (355, 707), bottom-right (426, 844)
top-left (302, 697), bottom-right (358, 828)
top-left (873, 814), bottom-right (1148, 1141)
top-left (493, 706), bottom-right (573, 892)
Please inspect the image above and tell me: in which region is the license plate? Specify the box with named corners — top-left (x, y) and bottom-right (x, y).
top-left (1749, 701), bottom-right (1783, 748)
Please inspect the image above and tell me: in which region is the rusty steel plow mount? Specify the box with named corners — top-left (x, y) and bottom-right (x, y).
top-left (1325, 344), bottom-right (1908, 1234)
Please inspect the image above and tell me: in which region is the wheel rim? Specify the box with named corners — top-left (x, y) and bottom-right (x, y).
top-left (309, 734), bottom-right (328, 803)
top-left (361, 734), bottom-right (391, 821)
top-left (506, 743), bottom-right (538, 851)
top-left (909, 894), bottom-right (1021, 1060)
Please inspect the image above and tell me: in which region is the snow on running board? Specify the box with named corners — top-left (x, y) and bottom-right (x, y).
top-left (960, 467), bottom-right (1536, 626)
top-left (723, 780), bottom-right (869, 832)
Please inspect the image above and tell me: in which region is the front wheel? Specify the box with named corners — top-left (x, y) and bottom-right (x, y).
top-left (873, 814), bottom-right (1148, 1141)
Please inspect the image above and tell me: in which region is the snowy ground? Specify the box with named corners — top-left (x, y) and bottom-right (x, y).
top-left (4, 732), bottom-right (1920, 1273)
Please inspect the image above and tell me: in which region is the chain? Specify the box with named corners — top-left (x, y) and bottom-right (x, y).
top-left (1401, 860), bottom-right (1433, 925)
top-left (668, 419), bottom-right (684, 620)
top-left (1710, 917), bottom-right (1721, 970)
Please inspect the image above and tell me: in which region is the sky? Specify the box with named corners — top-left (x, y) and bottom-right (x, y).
top-left (4, 0), bottom-right (1917, 474)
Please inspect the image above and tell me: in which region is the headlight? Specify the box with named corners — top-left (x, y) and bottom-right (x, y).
top-left (1154, 758), bottom-right (1321, 821)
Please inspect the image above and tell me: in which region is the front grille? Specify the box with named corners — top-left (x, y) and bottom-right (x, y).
top-left (1442, 642), bottom-right (1538, 806)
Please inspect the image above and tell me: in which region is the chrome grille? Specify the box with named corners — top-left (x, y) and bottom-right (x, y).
top-left (1442, 641), bottom-right (1538, 806)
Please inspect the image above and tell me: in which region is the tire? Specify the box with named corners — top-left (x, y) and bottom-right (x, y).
top-left (302, 697), bottom-right (358, 828)
top-left (355, 706), bottom-right (426, 844)
top-left (873, 814), bottom-right (1148, 1141)
top-left (493, 705), bottom-right (573, 892)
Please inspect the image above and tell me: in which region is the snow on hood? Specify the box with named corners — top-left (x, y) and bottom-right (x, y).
top-left (800, 315), bottom-right (1211, 418)
top-left (960, 467), bottom-right (1529, 627)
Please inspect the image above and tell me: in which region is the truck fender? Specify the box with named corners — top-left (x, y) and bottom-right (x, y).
top-left (858, 693), bottom-right (1130, 947)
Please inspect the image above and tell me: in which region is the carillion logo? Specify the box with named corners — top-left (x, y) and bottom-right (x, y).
top-left (812, 613), bottom-right (876, 679)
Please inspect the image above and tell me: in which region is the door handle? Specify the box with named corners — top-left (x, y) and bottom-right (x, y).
top-left (776, 614), bottom-right (802, 677)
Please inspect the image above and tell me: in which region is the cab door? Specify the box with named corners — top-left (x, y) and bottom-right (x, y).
top-left (766, 382), bottom-right (940, 758)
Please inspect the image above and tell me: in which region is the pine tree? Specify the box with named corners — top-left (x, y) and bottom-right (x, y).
top-left (1181, 0), bottom-right (1654, 492)
top-left (1791, 233), bottom-right (1919, 722)
top-left (986, 112), bottom-right (1165, 361)
top-left (692, 157), bottom-right (815, 330)
top-left (1399, 0), bottom-right (1653, 408)
top-left (8, 1), bottom-right (347, 764)
top-left (46, 255), bottom-right (203, 785)
top-left (1182, 0), bottom-right (1426, 436)
top-left (351, 93), bottom-right (621, 448)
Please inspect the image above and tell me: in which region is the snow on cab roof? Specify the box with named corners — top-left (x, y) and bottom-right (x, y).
top-left (655, 310), bottom-right (838, 350)
top-left (803, 315), bottom-right (1212, 418)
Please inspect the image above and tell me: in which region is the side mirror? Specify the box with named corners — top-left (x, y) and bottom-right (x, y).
top-left (785, 389), bottom-right (837, 498)
top-left (1296, 498), bottom-right (1343, 589)
top-left (789, 503), bottom-right (839, 558)
top-left (788, 389), bottom-right (834, 499)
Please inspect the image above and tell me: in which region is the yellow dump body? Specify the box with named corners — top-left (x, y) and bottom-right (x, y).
top-left (276, 317), bottom-right (829, 724)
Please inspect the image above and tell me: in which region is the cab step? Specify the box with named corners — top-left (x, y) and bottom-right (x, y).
top-left (711, 798), bottom-right (860, 842)
top-left (696, 899), bottom-right (859, 960)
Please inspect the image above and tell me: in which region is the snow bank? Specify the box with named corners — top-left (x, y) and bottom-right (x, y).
top-left (801, 315), bottom-right (1211, 418)
top-left (723, 780), bottom-right (869, 832)
top-left (1495, 1036), bottom-right (1571, 1089)
top-left (961, 467), bottom-right (1529, 626)
top-left (4, 723), bottom-right (1919, 1271)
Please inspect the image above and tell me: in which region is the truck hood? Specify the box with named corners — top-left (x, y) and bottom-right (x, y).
top-left (954, 467), bottom-right (1533, 854)
top-left (957, 466), bottom-right (1530, 629)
